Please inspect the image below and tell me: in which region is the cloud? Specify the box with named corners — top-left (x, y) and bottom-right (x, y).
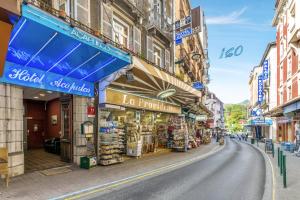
top-left (206, 7), bottom-right (248, 25)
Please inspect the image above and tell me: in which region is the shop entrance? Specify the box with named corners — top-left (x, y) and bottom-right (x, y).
top-left (23, 88), bottom-right (72, 172)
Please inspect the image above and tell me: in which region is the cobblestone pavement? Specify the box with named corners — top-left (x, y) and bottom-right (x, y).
top-left (0, 141), bottom-right (220, 200)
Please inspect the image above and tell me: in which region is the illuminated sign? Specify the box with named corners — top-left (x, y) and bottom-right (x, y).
top-left (0, 62), bottom-right (94, 97)
top-left (157, 89), bottom-right (176, 99)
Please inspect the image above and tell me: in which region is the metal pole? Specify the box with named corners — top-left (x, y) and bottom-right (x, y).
top-left (277, 147), bottom-right (280, 167)
top-left (272, 143), bottom-right (274, 158)
top-left (94, 82), bottom-right (99, 164)
top-left (280, 150), bottom-right (283, 175)
top-left (283, 155), bottom-right (287, 188)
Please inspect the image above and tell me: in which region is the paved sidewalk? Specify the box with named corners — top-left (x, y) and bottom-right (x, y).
top-left (252, 141), bottom-right (300, 200)
top-left (0, 141), bottom-right (220, 200)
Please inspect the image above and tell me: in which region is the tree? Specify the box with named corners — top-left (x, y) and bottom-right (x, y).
top-left (225, 104), bottom-right (247, 133)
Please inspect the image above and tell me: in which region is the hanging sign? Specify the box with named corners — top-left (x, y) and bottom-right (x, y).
top-left (258, 75), bottom-right (264, 104)
top-left (175, 27), bottom-right (193, 41)
top-left (263, 60), bottom-right (269, 80)
top-left (192, 82), bottom-right (204, 90)
top-left (0, 62), bottom-right (94, 97)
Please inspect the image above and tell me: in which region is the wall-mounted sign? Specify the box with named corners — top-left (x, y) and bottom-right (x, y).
top-left (191, 6), bottom-right (201, 34)
top-left (258, 75), bottom-right (264, 104)
top-left (250, 108), bottom-right (262, 117)
top-left (175, 38), bottom-right (183, 45)
top-left (87, 106), bottom-right (95, 118)
top-left (175, 27), bottom-right (193, 41)
top-left (0, 62), bottom-right (94, 97)
top-left (102, 88), bottom-right (181, 114)
top-left (175, 15), bottom-right (192, 30)
top-left (263, 60), bottom-right (269, 80)
top-left (192, 82), bottom-right (204, 90)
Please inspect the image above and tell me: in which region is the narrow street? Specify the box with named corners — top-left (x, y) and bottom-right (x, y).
top-left (78, 139), bottom-right (266, 200)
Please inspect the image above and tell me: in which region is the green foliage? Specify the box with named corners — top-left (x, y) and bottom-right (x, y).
top-left (225, 103), bottom-right (247, 133)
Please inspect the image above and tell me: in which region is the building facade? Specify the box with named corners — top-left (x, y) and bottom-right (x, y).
top-left (0, 0), bottom-right (211, 176)
top-left (272, 0), bottom-right (300, 142)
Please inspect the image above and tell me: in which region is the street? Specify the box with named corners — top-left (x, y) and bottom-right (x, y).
top-left (80, 139), bottom-right (266, 200)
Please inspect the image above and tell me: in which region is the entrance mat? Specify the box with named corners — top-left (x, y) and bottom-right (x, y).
top-left (40, 166), bottom-right (72, 176)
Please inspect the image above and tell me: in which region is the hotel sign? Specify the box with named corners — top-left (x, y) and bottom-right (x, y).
top-left (0, 62), bottom-right (94, 97)
top-left (103, 89), bottom-right (181, 114)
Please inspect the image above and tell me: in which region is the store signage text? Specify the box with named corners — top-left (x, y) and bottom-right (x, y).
top-left (0, 62), bottom-right (94, 97)
top-left (258, 75), bottom-right (264, 104)
top-left (105, 89), bottom-right (181, 114)
top-left (263, 60), bottom-right (269, 80)
top-left (175, 27), bottom-right (193, 40)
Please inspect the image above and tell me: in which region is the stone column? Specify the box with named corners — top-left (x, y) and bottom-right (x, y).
top-left (0, 83), bottom-right (24, 177)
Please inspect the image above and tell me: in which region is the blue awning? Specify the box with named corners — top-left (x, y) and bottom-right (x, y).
top-left (0, 4), bottom-right (131, 97)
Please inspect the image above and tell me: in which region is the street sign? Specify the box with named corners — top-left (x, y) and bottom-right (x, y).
top-left (258, 75), bottom-right (264, 104)
top-left (175, 27), bottom-right (193, 40)
top-left (192, 81), bottom-right (204, 90)
top-left (175, 15), bottom-right (192, 30)
top-left (175, 38), bottom-right (183, 45)
top-left (263, 60), bottom-right (269, 80)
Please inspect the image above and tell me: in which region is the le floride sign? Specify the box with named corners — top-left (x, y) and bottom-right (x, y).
top-left (0, 62), bottom-right (94, 97)
top-left (102, 88), bottom-right (181, 114)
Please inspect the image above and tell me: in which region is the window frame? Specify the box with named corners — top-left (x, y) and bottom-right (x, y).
top-left (153, 44), bottom-right (163, 67)
top-left (112, 16), bottom-right (130, 48)
top-left (74, 0), bottom-right (91, 26)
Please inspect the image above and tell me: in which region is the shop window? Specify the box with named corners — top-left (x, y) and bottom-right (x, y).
top-left (113, 17), bottom-right (129, 48)
top-left (154, 44), bottom-right (163, 67)
top-left (75, 0), bottom-right (90, 26)
top-left (54, 0), bottom-right (70, 15)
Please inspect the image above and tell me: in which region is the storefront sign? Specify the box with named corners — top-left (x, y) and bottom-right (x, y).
top-left (263, 60), bottom-right (269, 80)
top-left (87, 106), bottom-right (95, 118)
top-left (196, 115), bottom-right (207, 121)
top-left (251, 118), bottom-right (272, 125)
top-left (258, 75), bottom-right (264, 103)
top-left (192, 82), bottom-right (204, 90)
top-left (103, 89), bottom-right (181, 114)
top-left (175, 27), bottom-right (193, 40)
top-left (0, 62), bottom-right (94, 97)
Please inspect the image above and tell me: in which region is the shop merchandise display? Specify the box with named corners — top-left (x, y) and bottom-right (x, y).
top-left (126, 122), bottom-right (142, 157)
top-left (156, 124), bottom-right (168, 148)
top-left (169, 116), bottom-right (189, 151)
top-left (99, 120), bottom-right (124, 165)
top-left (141, 124), bottom-right (155, 153)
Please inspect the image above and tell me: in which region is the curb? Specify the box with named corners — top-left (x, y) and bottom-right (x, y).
top-left (242, 141), bottom-right (274, 200)
top-left (50, 141), bottom-right (226, 200)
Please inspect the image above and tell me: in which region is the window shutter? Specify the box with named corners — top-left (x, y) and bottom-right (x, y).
top-left (102, 3), bottom-right (113, 39)
top-left (147, 36), bottom-right (154, 62)
top-left (133, 26), bottom-right (141, 54)
top-left (75, 0), bottom-right (90, 26)
top-left (165, 49), bottom-right (170, 71)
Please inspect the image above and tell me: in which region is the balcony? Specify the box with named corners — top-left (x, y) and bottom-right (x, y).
top-left (118, 0), bottom-right (144, 18)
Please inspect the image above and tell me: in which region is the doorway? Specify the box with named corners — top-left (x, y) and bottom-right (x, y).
top-left (23, 88), bottom-right (73, 172)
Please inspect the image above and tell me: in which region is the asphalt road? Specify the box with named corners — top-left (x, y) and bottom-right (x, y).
top-left (86, 138), bottom-right (266, 200)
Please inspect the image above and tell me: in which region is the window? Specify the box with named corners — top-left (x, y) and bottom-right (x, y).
top-left (280, 91), bottom-right (283, 105)
top-left (54, 0), bottom-right (70, 15)
top-left (280, 42), bottom-right (284, 59)
top-left (289, 5), bottom-right (296, 32)
top-left (288, 86), bottom-right (292, 100)
top-left (154, 44), bottom-right (162, 67)
top-left (153, 0), bottom-right (162, 28)
top-left (280, 64), bottom-right (283, 84)
top-left (287, 55), bottom-right (292, 78)
top-left (113, 18), bottom-right (129, 48)
top-left (75, 0), bottom-right (90, 26)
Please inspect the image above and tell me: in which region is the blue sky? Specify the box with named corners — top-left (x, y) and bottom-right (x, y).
top-left (190, 0), bottom-right (276, 104)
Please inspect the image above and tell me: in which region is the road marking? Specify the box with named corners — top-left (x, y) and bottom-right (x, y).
top-left (50, 143), bottom-right (225, 200)
top-left (265, 153), bottom-right (276, 200)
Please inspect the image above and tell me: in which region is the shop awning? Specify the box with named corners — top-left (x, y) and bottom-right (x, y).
top-left (0, 3), bottom-right (131, 97)
top-left (109, 56), bottom-right (204, 107)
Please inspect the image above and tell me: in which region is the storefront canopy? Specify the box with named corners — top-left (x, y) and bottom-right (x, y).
top-left (0, 4), bottom-right (131, 97)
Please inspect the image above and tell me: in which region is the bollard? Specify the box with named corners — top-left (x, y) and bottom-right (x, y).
top-left (283, 155), bottom-right (287, 188)
top-left (277, 147), bottom-right (280, 167)
top-left (272, 143), bottom-right (275, 158)
top-left (280, 150), bottom-right (283, 175)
